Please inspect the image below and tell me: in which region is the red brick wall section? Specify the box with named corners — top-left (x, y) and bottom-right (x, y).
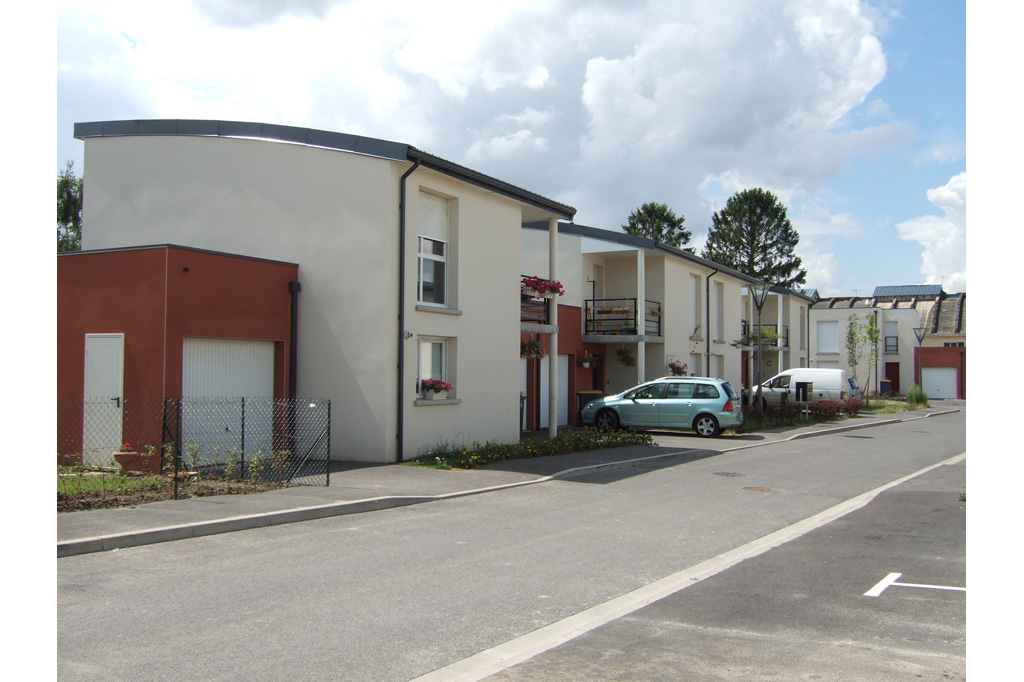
top-left (520, 305), bottom-right (607, 430)
top-left (917, 346), bottom-right (967, 399)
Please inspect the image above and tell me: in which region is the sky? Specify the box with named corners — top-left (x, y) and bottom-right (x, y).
top-left (55, 0), bottom-right (965, 296)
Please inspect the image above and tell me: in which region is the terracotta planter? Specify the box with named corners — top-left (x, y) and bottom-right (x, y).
top-left (114, 452), bottom-right (159, 474)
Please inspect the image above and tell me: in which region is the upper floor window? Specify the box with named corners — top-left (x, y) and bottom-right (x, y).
top-left (418, 192), bottom-right (449, 306)
top-left (817, 321), bottom-right (838, 353)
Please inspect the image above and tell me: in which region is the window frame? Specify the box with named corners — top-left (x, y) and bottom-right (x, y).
top-left (417, 337), bottom-right (448, 396)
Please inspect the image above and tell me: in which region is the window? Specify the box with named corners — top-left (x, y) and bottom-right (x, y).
top-left (665, 382), bottom-right (695, 399)
top-left (884, 321), bottom-right (898, 353)
top-left (816, 321), bottom-right (838, 353)
top-left (714, 281), bottom-right (724, 340)
top-left (418, 338), bottom-right (447, 394)
top-left (694, 383), bottom-right (720, 399)
top-left (628, 383), bottom-right (665, 400)
top-left (943, 342), bottom-right (965, 348)
top-left (418, 192), bottom-right (449, 306)
top-left (690, 275), bottom-right (702, 337)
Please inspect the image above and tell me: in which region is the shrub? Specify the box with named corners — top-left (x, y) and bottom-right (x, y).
top-left (410, 428), bottom-right (654, 470)
top-left (843, 398), bottom-right (861, 416)
top-left (906, 384), bottom-right (929, 408)
top-left (809, 400), bottom-right (843, 421)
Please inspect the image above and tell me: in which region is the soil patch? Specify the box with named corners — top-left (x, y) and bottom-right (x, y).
top-left (58, 478), bottom-right (287, 513)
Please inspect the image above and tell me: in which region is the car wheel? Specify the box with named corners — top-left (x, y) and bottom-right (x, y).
top-left (596, 409), bottom-right (620, 431)
top-left (694, 414), bottom-right (720, 438)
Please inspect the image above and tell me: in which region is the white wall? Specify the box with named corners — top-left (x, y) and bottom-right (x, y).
top-left (82, 134), bottom-right (542, 462)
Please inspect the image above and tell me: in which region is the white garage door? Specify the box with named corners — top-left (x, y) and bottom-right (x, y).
top-left (182, 338), bottom-right (275, 464)
top-left (922, 367), bottom-right (957, 399)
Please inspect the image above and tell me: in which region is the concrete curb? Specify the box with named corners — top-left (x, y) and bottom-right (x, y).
top-left (57, 409), bottom-right (960, 557)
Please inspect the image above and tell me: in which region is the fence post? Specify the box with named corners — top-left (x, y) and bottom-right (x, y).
top-left (239, 397), bottom-right (246, 476)
top-left (174, 398), bottom-right (182, 500)
top-left (326, 400), bottom-right (331, 487)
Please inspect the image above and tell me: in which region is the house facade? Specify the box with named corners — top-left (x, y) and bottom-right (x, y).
top-left (73, 119), bottom-right (575, 462)
top-left (520, 221), bottom-right (764, 422)
top-left (809, 285), bottom-right (966, 398)
top-left (742, 286), bottom-right (816, 394)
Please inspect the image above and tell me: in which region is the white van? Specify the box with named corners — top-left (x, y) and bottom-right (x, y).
top-left (756, 368), bottom-right (860, 407)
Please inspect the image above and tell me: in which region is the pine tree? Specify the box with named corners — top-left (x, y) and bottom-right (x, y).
top-left (622, 202), bottom-right (692, 251)
top-left (701, 188), bottom-right (806, 287)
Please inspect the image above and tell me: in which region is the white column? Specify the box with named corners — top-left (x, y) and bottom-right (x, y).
top-left (636, 249), bottom-right (645, 384)
top-left (548, 218), bottom-right (559, 439)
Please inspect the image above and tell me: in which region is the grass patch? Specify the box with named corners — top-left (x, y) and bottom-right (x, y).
top-left (58, 471), bottom-right (166, 495)
top-left (407, 428), bottom-right (654, 470)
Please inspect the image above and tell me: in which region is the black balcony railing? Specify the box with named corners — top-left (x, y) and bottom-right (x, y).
top-left (750, 324), bottom-right (790, 347)
top-left (585, 298), bottom-right (662, 336)
top-left (520, 294), bottom-right (549, 324)
top-left (885, 336), bottom-right (899, 353)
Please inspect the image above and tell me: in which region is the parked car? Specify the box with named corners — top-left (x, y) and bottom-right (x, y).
top-left (581, 377), bottom-right (743, 437)
top-left (755, 368), bottom-right (861, 408)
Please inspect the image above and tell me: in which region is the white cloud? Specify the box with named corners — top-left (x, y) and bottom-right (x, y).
top-left (800, 246), bottom-right (843, 296)
top-left (896, 172), bottom-right (967, 292)
top-left (466, 130), bottom-right (548, 161)
top-left (499, 107), bottom-right (554, 127)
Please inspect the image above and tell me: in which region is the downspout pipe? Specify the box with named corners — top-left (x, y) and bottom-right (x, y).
top-left (705, 267), bottom-right (718, 376)
top-left (288, 281), bottom-right (301, 397)
top-left (397, 159), bottom-right (421, 463)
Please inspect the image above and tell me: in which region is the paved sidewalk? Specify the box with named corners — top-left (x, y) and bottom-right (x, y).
top-left (57, 405), bottom-right (960, 557)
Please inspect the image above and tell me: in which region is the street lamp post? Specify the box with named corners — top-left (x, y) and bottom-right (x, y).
top-left (913, 326), bottom-right (926, 387)
top-left (750, 284), bottom-right (771, 409)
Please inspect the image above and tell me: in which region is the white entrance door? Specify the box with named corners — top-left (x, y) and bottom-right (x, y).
top-left (539, 354), bottom-right (569, 428)
top-left (922, 367), bottom-right (957, 399)
top-left (182, 338), bottom-right (275, 465)
top-left (83, 334), bottom-right (125, 467)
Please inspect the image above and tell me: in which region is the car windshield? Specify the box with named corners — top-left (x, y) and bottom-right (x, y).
top-left (848, 378), bottom-right (859, 389)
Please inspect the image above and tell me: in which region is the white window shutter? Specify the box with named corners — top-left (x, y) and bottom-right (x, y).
top-left (419, 192), bottom-right (449, 243)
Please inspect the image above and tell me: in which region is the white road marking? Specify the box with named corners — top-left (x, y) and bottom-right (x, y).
top-left (865, 572), bottom-right (965, 597)
top-left (409, 452), bottom-right (967, 682)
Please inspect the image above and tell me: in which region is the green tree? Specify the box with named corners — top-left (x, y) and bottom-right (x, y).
top-left (845, 314), bottom-right (864, 388)
top-left (58, 160), bottom-right (83, 252)
top-left (700, 188), bottom-right (806, 287)
top-left (861, 314), bottom-right (881, 400)
top-left (622, 201), bottom-right (692, 251)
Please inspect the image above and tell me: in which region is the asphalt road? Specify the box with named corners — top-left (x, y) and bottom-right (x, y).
top-left (57, 410), bottom-right (966, 682)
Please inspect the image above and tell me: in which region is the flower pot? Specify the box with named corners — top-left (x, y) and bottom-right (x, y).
top-left (114, 452), bottom-right (159, 474)
top-left (582, 362), bottom-right (590, 368)
top-left (425, 390), bottom-right (447, 400)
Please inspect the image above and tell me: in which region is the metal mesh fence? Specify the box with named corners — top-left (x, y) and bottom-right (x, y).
top-left (57, 398), bottom-right (331, 501)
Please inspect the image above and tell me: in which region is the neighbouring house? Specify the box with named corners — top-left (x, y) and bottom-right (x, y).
top-left (57, 245), bottom-right (299, 466)
top-left (809, 285), bottom-right (967, 399)
top-left (742, 285), bottom-right (817, 396)
top-left (71, 119), bottom-right (576, 463)
top-left (520, 221), bottom-right (771, 424)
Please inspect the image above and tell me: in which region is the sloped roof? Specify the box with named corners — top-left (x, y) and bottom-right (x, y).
top-left (74, 119), bottom-right (577, 220)
top-left (925, 292), bottom-right (966, 335)
top-left (872, 285), bottom-right (944, 298)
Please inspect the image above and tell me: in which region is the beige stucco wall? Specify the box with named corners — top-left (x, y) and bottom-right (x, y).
top-left (81, 134), bottom-right (541, 462)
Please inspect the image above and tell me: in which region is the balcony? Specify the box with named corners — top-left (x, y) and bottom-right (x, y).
top-left (520, 294), bottom-right (549, 325)
top-left (749, 324), bottom-right (789, 348)
top-left (584, 298), bottom-right (663, 339)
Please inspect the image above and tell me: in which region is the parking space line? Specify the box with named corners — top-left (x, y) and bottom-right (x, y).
top-left (865, 572), bottom-right (966, 597)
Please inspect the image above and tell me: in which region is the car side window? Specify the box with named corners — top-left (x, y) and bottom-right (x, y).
top-left (694, 383), bottom-right (720, 399)
top-left (631, 384), bottom-right (665, 400)
top-left (771, 376), bottom-right (790, 389)
top-left (665, 382), bottom-right (695, 399)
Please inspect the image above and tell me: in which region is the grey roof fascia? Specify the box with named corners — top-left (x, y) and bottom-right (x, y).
top-left (525, 220), bottom-right (762, 285)
top-left (408, 148), bottom-right (575, 219)
top-left (57, 243), bottom-right (299, 267)
top-left (73, 119), bottom-right (575, 219)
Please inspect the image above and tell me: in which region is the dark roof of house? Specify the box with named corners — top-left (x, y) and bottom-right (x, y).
top-left (925, 292), bottom-right (966, 335)
top-left (74, 119), bottom-right (577, 220)
top-left (522, 220), bottom-right (817, 302)
top-left (872, 285), bottom-right (944, 298)
top-left (56, 243), bottom-right (300, 267)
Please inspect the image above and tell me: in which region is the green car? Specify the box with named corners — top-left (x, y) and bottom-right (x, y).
top-left (581, 377), bottom-right (743, 437)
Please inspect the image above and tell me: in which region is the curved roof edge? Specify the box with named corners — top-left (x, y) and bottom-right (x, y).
top-left (74, 119), bottom-right (576, 219)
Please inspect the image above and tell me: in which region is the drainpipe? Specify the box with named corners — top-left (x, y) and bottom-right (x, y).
top-left (873, 310), bottom-right (879, 394)
top-left (288, 281), bottom-right (301, 398)
top-left (397, 159), bottom-right (421, 462)
top-left (704, 268), bottom-right (718, 376)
